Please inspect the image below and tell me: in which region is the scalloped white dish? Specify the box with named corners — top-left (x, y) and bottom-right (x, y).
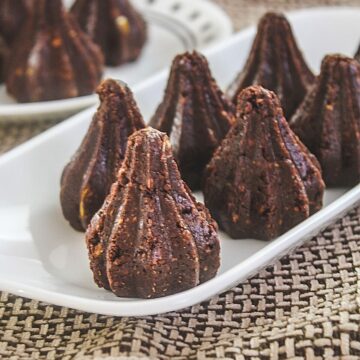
top-left (0, 0), bottom-right (232, 121)
top-left (0, 7), bottom-right (359, 316)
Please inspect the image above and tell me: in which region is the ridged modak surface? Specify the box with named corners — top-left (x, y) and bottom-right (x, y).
top-left (291, 54), bottom-right (360, 187)
top-left (60, 79), bottom-right (145, 232)
top-left (71, 0), bottom-right (147, 66)
top-left (227, 12), bottom-right (315, 119)
top-left (0, 0), bottom-right (29, 46)
top-left (6, 0), bottom-right (104, 102)
top-left (150, 51), bottom-right (235, 190)
top-left (86, 128), bottom-right (220, 299)
top-left (204, 86), bottom-right (324, 240)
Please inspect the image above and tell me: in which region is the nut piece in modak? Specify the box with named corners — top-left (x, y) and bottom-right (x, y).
top-left (227, 12), bottom-right (315, 119)
top-left (6, 0), bottom-right (104, 102)
top-left (291, 54), bottom-right (360, 187)
top-left (203, 86), bottom-right (324, 240)
top-left (86, 128), bottom-right (220, 299)
top-left (149, 51), bottom-right (235, 190)
top-left (60, 79), bottom-right (145, 232)
top-left (0, 0), bottom-right (29, 46)
top-left (71, 0), bottom-right (147, 66)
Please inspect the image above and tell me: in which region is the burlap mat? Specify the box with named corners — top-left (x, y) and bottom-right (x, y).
top-left (1, 1), bottom-right (360, 359)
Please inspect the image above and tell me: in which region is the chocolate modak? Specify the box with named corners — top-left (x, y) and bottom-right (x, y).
top-left (150, 51), bottom-right (235, 189)
top-left (86, 128), bottom-right (220, 298)
top-left (227, 12), bottom-right (315, 119)
top-left (0, 0), bottom-right (29, 46)
top-left (60, 79), bottom-right (145, 232)
top-left (6, 0), bottom-right (104, 102)
top-left (71, 0), bottom-right (147, 66)
top-left (203, 86), bottom-right (324, 240)
top-left (291, 54), bottom-right (360, 187)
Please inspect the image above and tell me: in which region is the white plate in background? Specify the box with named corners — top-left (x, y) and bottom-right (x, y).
top-left (0, 0), bottom-right (232, 121)
top-left (0, 8), bottom-right (359, 316)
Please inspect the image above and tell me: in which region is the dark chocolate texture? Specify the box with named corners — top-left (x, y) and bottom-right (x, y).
top-left (150, 51), bottom-right (235, 189)
top-left (60, 79), bottom-right (145, 231)
top-left (227, 12), bottom-right (315, 119)
top-left (291, 54), bottom-right (360, 187)
top-left (6, 0), bottom-right (104, 102)
top-left (204, 85), bottom-right (324, 240)
top-left (0, 0), bottom-right (29, 46)
top-left (86, 128), bottom-right (220, 298)
top-left (71, 0), bottom-right (147, 66)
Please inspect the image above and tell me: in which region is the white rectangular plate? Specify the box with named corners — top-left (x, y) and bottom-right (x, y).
top-left (0, 7), bottom-right (359, 316)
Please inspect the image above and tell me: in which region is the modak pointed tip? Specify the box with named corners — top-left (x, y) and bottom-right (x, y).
top-left (235, 85), bottom-right (283, 114)
top-left (60, 78), bottom-right (145, 232)
top-left (96, 78), bottom-right (132, 101)
top-left (259, 11), bottom-right (288, 22)
top-left (5, 0), bottom-right (104, 102)
top-left (71, 0), bottom-right (147, 66)
top-left (204, 85), bottom-right (324, 240)
top-left (228, 11), bottom-right (314, 119)
top-left (322, 53), bottom-right (356, 67)
top-left (86, 126), bottom-right (220, 299)
top-left (291, 53), bottom-right (360, 187)
top-left (150, 51), bottom-right (235, 189)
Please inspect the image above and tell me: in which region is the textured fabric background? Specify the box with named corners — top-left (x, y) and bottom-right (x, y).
top-left (212, 0), bottom-right (360, 30)
top-left (1, 1), bottom-right (360, 359)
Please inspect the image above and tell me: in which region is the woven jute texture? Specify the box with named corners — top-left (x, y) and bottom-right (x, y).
top-left (1, 1), bottom-right (360, 359)
top-left (1, 209), bottom-right (359, 359)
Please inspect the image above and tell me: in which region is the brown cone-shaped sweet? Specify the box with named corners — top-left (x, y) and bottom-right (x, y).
top-left (0, 0), bottom-right (30, 46)
top-left (0, 35), bottom-right (9, 83)
top-left (227, 12), bottom-right (315, 119)
top-left (6, 0), bottom-right (104, 102)
top-left (204, 86), bottom-right (324, 240)
top-left (86, 128), bottom-right (220, 299)
top-left (60, 79), bottom-right (145, 232)
top-left (149, 51), bottom-right (235, 190)
top-left (71, 0), bottom-right (147, 66)
top-left (291, 54), bottom-right (360, 187)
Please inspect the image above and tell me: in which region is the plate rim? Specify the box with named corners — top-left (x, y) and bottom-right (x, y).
top-left (0, 184), bottom-right (358, 316)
